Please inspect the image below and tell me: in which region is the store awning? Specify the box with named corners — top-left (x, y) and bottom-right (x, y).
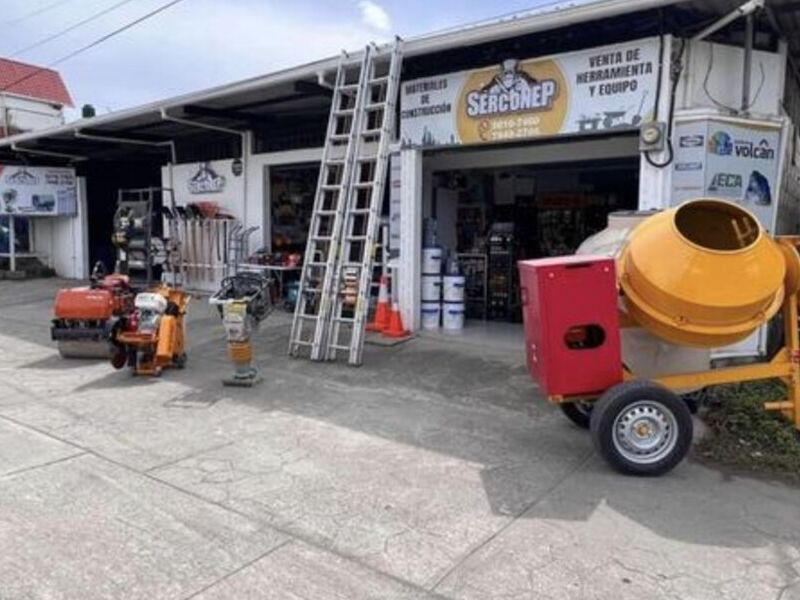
top-left (0, 68), bottom-right (336, 163)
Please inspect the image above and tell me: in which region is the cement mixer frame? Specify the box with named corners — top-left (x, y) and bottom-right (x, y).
top-left (552, 288), bottom-right (800, 471)
top-left (520, 200), bottom-right (800, 477)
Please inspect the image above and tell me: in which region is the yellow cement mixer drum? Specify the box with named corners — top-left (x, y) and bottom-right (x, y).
top-left (619, 199), bottom-right (786, 348)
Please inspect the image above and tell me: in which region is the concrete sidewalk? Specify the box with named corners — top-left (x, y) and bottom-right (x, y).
top-left (0, 279), bottom-right (798, 599)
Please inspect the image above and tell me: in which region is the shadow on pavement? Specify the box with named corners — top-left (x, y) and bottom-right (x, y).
top-left (8, 279), bottom-right (798, 554)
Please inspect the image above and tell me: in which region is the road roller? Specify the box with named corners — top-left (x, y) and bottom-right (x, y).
top-left (51, 263), bottom-right (135, 358)
top-left (519, 198), bottom-right (800, 476)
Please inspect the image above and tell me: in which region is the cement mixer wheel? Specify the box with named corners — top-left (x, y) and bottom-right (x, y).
top-left (590, 380), bottom-right (693, 476)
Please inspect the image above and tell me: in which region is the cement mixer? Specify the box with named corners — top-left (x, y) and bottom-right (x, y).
top-left (519, 198), bottom-right (800, 476)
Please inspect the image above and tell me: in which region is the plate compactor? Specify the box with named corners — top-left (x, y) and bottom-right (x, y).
top-left (210, 272), bottom-right (274, 387)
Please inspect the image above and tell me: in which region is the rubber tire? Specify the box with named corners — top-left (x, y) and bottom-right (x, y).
top-left (590, 380), bottom-right (693, 476)
top-left (559, 402), bottom-right (593, 429)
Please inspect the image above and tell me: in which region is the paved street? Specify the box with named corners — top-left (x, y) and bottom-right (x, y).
top-left (1, 279), bottom-right (799, 599)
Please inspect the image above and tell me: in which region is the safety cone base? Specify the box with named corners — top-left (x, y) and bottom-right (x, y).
top-left (383, 328), bottom-right (410, 339)
top-left (366, 275), bottom-right (390, 332)
top-left (382, 302), bottom-right (409, 339)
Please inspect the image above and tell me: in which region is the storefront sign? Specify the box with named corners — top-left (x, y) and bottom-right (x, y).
top-left (671, 118), bottom-right (782, 230)
top-left (188, 162), bottom-right (226, 194)
top-left (0, 164), bottom-right (77, 217)
top-left (400, 37), bottom-right (660, 148)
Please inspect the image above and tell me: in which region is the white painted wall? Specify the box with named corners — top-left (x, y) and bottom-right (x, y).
top-left (679, 40), bottom-right (785, 117)
top-left (160, 146), bottom-right (324, 292)
top-left (399, 149), bottom-right (423, 331)
top-left (0, 94), bottom-right (64, 135)
top-left (32, 176), bottom-right (88, 279)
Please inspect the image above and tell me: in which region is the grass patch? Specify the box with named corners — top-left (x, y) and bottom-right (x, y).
top-left (697, 380), bottom-right (800, 479)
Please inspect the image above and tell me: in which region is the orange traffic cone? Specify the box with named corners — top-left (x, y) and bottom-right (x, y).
top-left (367, 275), bottom-right (390, 332)
top-left (383, 301), bottom-right (409, 338)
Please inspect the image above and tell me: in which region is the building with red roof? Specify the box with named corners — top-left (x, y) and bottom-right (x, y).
top-left (0, 58), bottom-right (72, 137)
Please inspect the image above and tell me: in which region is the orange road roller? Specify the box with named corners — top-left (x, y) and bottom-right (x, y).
top-left (51, 264), bottom-right (135, 359)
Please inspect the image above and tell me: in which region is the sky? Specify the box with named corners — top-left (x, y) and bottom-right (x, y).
top-left (0, 0), bottom-right (566, 119)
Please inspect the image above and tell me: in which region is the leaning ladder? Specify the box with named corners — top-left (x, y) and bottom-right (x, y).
top-left (288, 48), bottom-right (373, 359)
top-left (322, 40), bottom-right (403, 366)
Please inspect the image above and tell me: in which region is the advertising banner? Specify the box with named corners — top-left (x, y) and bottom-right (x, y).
top-left (400, 37), bottom-right (661, 149)
top-left (0, 164), bottom-right (77, 217)
top-left (671, 118), bottom-right (782, 230)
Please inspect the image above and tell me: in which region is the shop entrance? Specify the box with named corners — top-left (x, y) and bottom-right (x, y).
top-left (420, 154), bottom-right (640, 338)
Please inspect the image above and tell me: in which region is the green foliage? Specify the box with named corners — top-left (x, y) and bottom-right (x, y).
top-left (697, 380), bottom-right (800, 478)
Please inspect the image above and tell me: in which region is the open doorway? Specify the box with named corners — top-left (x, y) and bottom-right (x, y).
top-left (421, 157), bottom-right (639, 339)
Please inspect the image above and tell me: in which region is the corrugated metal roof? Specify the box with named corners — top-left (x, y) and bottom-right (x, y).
top-left (0, 58), bottom-right (73, 107)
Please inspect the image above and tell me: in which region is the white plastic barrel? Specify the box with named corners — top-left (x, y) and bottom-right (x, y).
top-left (422, 247), bottom-right (443, 274)
top-left (421, 275), bottom-right (442, 302)
top-left (442, 275), bottom-right (465, 303)
top-left (421, 302), bottom-right (441, 330)
top-left (442, 302), bottom-right (465, 330)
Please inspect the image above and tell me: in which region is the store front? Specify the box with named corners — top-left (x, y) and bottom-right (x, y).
top-left (424, 154), bottom-right (639, 326)
top-left (0, 163), bottom-right (88, 278)
top-left (396, 36), bottom-right (660, 337)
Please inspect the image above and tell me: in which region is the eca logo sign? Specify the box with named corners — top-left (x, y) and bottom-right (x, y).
top-left (708, 172), bottom-right (743, 193)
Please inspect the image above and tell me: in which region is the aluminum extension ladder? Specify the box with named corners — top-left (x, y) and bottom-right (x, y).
top-left (288, 39), bottom-right (403, 365)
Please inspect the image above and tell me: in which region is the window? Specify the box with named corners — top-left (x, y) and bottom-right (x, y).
top-left (0, 216), bottom-right (32, 254)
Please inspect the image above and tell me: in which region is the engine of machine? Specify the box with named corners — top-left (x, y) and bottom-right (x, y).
top-left (133, 292), bottom-right (168, 333)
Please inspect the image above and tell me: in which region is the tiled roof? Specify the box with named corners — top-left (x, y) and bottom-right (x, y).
top-left (0, 58), bottom-right (73, 107)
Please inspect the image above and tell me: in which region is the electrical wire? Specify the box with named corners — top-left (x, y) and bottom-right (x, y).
top-left (11, 0), bottom-right (141, 58)
top-left (644, 37), bottom-right (687, 169)
top-left (702, 41), bottom-right (766, 113)
top-left (0, 0), bottom-right (187, 95)
top-left (0, 0), bottom-right (77, 28)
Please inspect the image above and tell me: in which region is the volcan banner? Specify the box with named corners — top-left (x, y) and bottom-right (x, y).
top-left (671, 118), bottom-right (783, 230)
top-left (0, 164), bottom-right (77, 217)
top-left (400, 37), bottom-right (661, 148)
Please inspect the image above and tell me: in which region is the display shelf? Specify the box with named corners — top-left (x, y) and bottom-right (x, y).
top-left (457, 253), bottom-right (488, 320)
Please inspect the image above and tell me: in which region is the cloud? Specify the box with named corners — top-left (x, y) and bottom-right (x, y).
top-left (5, 0), bottom-right (386, 112)
top-left (358, 0), bottom-right (391, 31)
top-left (3, 0), bottom-right (404, 114)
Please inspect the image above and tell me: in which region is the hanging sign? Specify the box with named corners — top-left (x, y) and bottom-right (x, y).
top-left (400, 37), bottom-right (661, 148)
top-left (671, 117), bottom-right (783, 230)
top-left (0, 164), bottom-right (77, 217)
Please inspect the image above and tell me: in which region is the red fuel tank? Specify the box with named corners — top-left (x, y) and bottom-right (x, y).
top-left (518, 256), bottom-right (622, 397)
top-left (54, 288), bottom-right (115, 320)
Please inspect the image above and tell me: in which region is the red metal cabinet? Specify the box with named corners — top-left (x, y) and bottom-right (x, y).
top-left (518, 256), bottom-right (622, 397)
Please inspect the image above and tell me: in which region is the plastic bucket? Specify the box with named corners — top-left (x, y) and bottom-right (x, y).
top-left (421, 275), bottom-right (442, 302)
top-left (443, 275), bottom-right (466, 303)
top-left (422, 247), bottom-right (443, 274)
top-left (421, 302), bottom-right (441, 330)
top-left (442, 302), bottom-right (465, 330)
